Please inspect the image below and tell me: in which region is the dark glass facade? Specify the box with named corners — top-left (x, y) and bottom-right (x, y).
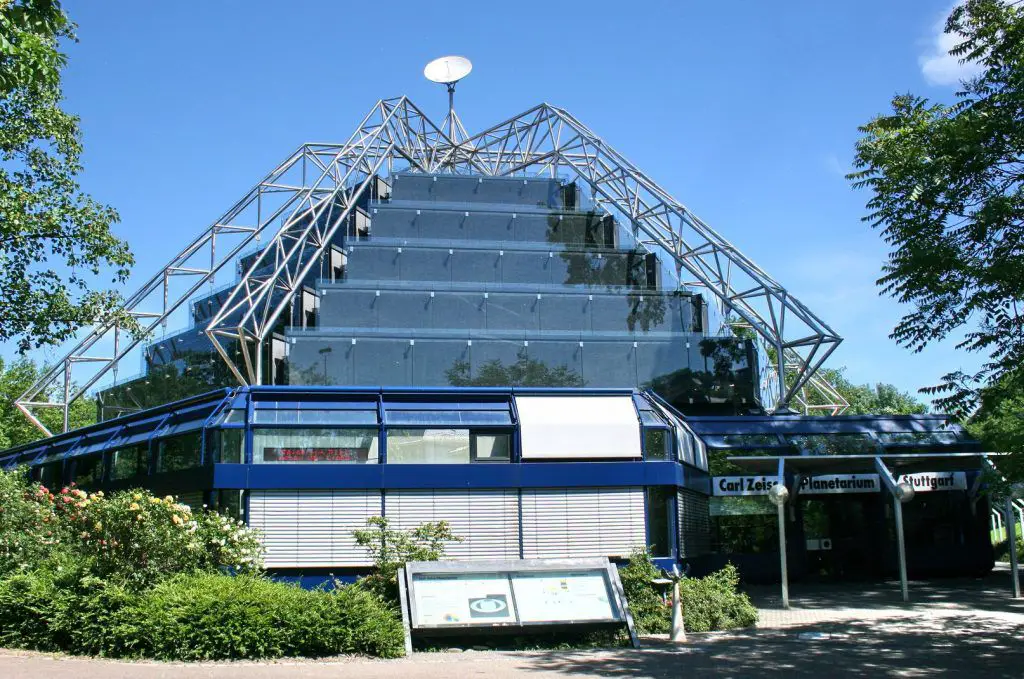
top-left (98, 173), bottom-right (759, 418)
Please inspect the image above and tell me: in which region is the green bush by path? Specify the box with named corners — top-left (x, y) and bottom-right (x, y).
top-left (619, 550), bottom-right (758, 634)
top-left (0, 570), bottom-right (404, 660)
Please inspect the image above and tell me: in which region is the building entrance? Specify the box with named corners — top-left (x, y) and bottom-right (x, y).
top-left (800, 496), bottom-right (888, 580)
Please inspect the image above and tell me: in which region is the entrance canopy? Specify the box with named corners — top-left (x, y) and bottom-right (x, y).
top-left (726, 452), bottom-right (991, 476)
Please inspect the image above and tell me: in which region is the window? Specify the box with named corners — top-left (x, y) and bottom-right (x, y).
top-left (644, 428), bottom-right (672, 461)
top-left (709, 496), bottom-right (777, 554)
top-left (252, 428), bottom-right (378, 463)
top-left (109, 445), bottom-right (147, 480)
top-left (73, 455), bottom-right (103, 486)
top-left (387, 429), bottom-right (512, 464)
top-left (209, 429), bottom-right (243, 464)
top-left (36, 460), bottom-right (63, 489)
top-left (646, 487), bottom-right (674, 557)
top-left (156, 432), bottom-right (202, 473)
top-left (211, 489), bottom-right (245, 521)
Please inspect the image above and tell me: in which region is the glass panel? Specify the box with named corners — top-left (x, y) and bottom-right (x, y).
top-left (646, 487), bottom-right (673, 557)
top-left (252, 428), bottom-right (379, 463)
top-left (469, 213), bottom-right (515, 241)
top-left (211, 429), bottom-right (244, 463)
top-left (37, 461), bottom-right (63, 489)
top-left (378, 290), bottom-right (432, 329)
top-left (512, 214), bottom-right (553, 243)
top-left (786, 434), bottom-right (878, 455)
top-left (582, 341), bottom-right (637, 388)
top-left (710, 496), bottom-right (777, 554)
top-left (471, 341), bottom-right (529, 385)
top-left (645, 429), bottom-right (671, 461)
top-left (473, 433), bottom-right (511, 461)
top-left (413, 340), bottom-right (471, 386)
top-left (345, 246), bottom-right (400, 281)
top-left (400, 248), bottom-right (450, 282)
top-left (430, 292), bottom-right (486, 330)
top-left (451, 250), bottom-right (501, 284)
top-left (387, 428), bottom-right (470, 464)
top-left (319, 289), bottom-right (378, 328)
top-left (109, 445), bottom-right (147, 480)
top-left (215, 489), bottom-right (244, 521)
top-left (539, 294), bottom-right (589, 331)
top-left (526, 341), bottom-right (584, 387)
top-left (156, 431), bottom-right (202, 473)
top-left (637, 340), bottom-right (689, 390)
top-left (252, 409), bottom-right (377, 425)
top-left (500, 250), bottom-right (550, 285)
top-left (590, 294), bottom-right (632, 332)
top-left (486, 293), bottom-right (539, 330)
top-left (286, 338), bottom-right (358, 386)
top-left (355, 338), bottom-right (412, 385)
top-left (417, 209), bottom-right (468, 239)
top-left (371, 208), bottom-right (420, 239)
top-left (73, 455), bottom-right (103, 486)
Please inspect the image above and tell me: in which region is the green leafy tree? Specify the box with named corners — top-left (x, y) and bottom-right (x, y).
top-left (1, 0), bottom-right (134, 352)
top-left (849, 0), bottom-right (1024, 417)
top-left (968, 369), bottom-right (1024, 483)
top-left (352, 517), bottom-right (460, 602)
top-left (0, 357), bottom-right (95, 448)
top-left (814, 367), bottom-right (928, 416)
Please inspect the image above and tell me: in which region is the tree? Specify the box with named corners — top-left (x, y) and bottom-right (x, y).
top-left (1, 0), bottom-right (134, 352)
top-left (967, 370), bottom-right (1024, 483)
top-left (849, 0), bottom-right (1024, 418)
top-left (0, 357), bottom-right (95, 449)
top-left (815, 367), bottom-right (928, 416)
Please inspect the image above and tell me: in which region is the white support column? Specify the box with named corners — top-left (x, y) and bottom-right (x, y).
top-left (875, 457), bottom-right (913, 603)
top-left (769, 457), bottom-right (790, 610)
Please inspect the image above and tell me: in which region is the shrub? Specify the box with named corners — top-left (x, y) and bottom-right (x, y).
top-left (619, 550), bottom-right (758, 634)
top-left (0, 468), bottom-right (65, 578)
top-left (120, 573), bottom-right (404, 660)
top-left (353, 516), bottom-right (461, 601)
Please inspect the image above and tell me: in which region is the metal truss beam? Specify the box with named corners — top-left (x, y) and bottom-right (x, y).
top-left (443, 104), bottom-right (843, 412)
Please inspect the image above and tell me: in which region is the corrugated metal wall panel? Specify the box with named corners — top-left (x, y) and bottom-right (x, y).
top-left (248, 490), bottom-right (381, 568)
top-left (521, 488), bottom-right (645, 559)
top-left (384, 490), bottom-right (520, 560)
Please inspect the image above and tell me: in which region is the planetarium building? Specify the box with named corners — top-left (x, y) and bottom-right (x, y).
top-left (1, 79), bottom-right (1000, 585)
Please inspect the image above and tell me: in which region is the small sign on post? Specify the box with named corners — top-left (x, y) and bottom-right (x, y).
top-left (399, 558), bottom-right (639, 651)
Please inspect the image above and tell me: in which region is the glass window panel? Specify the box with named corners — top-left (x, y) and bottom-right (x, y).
top-left (73, 455), bottom-right (103, 486)
top-left (486, 293), bottom-right (540, 330)
top-left (412, 340), bottom-right (470, 386)
top-left (252, 409), bottom-right (377, 425)
top-left (378, 290), bottom-right (432, 330)
top-left (469, 213), bottom-right (514, 241)
top-left (319, 290), bottom-right (378, 328)
top-left (451, 249), bottom-right (501, 284)
top-left (539, 294), bottom-right (589, 332)
top-left (582, 341), bottom-right (637, 388)
top-left (109, 445), bottom-right (147, 480)
top-left (512, 214), bottom-right (553, 243)
top-left (629, 294), bottom-right (678, 334)
top-left (354, 338), bottom-right (412, 385)
top-left (786, 434), bottom-right (878, 455)
top-left (500, 251), bottom-right (550, 285)
top-left (417, 209), bottom-right (469, 239)
top-left (387, 409), bottom-right (513, 426)
top-left (37, 461), bottom-right (63, 489)
top-left (253, 428), bottom-right (379, 463)
top-left (644, 429), bottom-right (672, 461)
top-left (597, 253), bottom-right (634, 287)
top-left (345, 247), bottom-right (400, 281)
top-left (215, 489), bottom-right (244, 521)
top-left (371, 208), bottom-right (420, 239)
top-left (636, 340), bottom-right (689, 389)
top-left (286, 339), bottom-right (356, 386)
top-left (473, 433), bottom-right (511, 461)
top-left (430, 292), bottom-right (486, 330)
top-left (156, 431), bottom-right (202, 473)
top-left (525, 341), bottom-right (584, 387)
top-left (646, 487), bottom-right (673, 557)
top-left (590, 295), bottom-right (633, 332)
top-left (470, 341), bottom-right (528, 385)
top-left (400, 248), bottom-right (450, 282)
top-left (387, 428), bottom-right (470, 464)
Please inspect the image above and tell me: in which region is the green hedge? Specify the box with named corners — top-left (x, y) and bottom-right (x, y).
top-left (0, 570), bottom-right (404, 660)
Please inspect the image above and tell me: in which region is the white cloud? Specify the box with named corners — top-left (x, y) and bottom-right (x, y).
top-left (823, 153), bottom-right (847, 177)
top-left (919, 2), bottom-right (984, 86)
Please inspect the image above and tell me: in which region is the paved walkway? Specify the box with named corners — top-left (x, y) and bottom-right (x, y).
top-left (2, 567), bottom-right (1023, 678)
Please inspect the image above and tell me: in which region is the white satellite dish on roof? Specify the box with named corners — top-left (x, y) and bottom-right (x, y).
top-left (424, 56), bottom-right (473, 141)
top-left (424, 55), bottom-right (473, 85)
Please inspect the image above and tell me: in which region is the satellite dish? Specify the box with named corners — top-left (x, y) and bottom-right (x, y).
top-left (424, 56), bottom-right (473, 85)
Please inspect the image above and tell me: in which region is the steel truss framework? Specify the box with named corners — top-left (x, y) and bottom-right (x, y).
top-left (18, 97), bottom-right (846, 435)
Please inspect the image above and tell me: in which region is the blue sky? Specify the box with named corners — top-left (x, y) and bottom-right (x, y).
top-left (30, 0), bottom-right (979, 402)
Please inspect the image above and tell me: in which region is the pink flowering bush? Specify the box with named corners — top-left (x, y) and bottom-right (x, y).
top-left (0, 468), bottom-right (262, 588)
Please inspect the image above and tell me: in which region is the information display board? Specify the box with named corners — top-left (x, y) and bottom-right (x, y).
top-left (399, 558), bottom-right (638, 653)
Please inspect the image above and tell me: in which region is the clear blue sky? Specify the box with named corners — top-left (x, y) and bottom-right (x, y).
top-left (34, 0), bottom-right (979, 402)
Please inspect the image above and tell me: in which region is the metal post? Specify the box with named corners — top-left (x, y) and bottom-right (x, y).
top-left (1005, 497), bottom-right (1021, 599)
top-left (447, 84), bottom-right (456, 141)
top-left (777, 497), bottom-right (789, 609)
top-left (670, 579), bottom-right (686, 642)
top-left (893, 496), bottom-right (909, 603)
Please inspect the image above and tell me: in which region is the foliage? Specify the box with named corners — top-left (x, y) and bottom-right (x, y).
top-left (0, 570), bottom-right (404, 660)
top-left (0, 468), bottom-right (262, 588)
top-left (352, 516), bottom-right (461, 601)
top-left (968, 369), bottom-right (1024, 483)
top-left (619, 550), bottom-right (758, 634)
top-left (849, 0), bottom-right (1024, 417)
top-left (618, 548), bottom-right (671, 634)
top-left (0, 357), bottom-right (95, 449)
top-left (1, 0), bottom-right (136, 352)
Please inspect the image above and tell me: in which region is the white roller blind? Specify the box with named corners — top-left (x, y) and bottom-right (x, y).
top-left (515, 395), bottom-right (641, 459)
top-left (248, 489), bottom-right (381, 568)
top-left (384, 489), bottom-right (520, 560)
top-left (521, 488), bottom-right (646, 558)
